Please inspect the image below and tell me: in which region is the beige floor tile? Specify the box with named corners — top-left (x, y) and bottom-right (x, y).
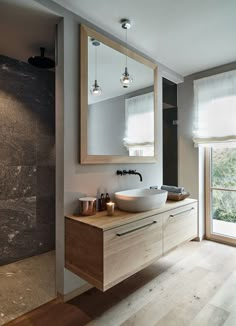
top-left (0, 251), bottom-right (55, 325)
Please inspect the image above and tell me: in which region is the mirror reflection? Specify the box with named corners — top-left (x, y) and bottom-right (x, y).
top-left (87, 37), bottom-right (155, 157)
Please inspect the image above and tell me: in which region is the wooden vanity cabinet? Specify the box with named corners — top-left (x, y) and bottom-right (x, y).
top-left (104, 214), bottom-right (162, 290)
top-left (65, 199), bottom-right (198, 291)
top-left (65, 219), bottom-right (104, 290)
top-left (163, 202), bottom-right (198, 254)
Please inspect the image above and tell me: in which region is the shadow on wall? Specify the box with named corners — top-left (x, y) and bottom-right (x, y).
top-left (0, 55), bottom-right (55, 266)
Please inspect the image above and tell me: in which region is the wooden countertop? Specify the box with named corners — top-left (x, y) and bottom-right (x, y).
top-left (65, 198), bottom-right (197, 231)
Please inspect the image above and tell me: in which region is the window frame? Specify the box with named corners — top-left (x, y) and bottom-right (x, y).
top-left (205, 147), bottom-right (236, 246)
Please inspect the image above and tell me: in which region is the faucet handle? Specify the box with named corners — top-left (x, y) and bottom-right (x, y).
top-left (128, 169), bottom-right (136, 174)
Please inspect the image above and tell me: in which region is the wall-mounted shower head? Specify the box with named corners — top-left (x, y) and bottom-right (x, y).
top-left (28, 47), bottom-right (55, 69)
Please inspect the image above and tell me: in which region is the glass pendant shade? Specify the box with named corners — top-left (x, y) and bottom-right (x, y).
top-left (120, 67), bottom-right (133, 88)
top-left (90, 79), bottom-right (102, 96)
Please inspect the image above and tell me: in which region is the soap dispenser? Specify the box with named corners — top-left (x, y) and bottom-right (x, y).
top-left (98, 193), bottom-right (106, 211)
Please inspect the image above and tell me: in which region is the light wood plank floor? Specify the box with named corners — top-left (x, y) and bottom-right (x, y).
top-left (6, 240), bottom-right (236, 326)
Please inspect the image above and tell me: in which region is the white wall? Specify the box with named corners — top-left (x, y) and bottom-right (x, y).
top-left (178, 78), bottom-right (199, 198)
top-left (88, 96), bottom-right (127, 156)
top-left (178, 61), bottom-right (236, 239)
top-left (35, 0), bottom-right (183, 296)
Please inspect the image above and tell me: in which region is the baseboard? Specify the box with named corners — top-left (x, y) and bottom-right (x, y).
top-left (192, 236), bottom-right (201, 242)
top-left (58, 283), bottom-right (93, 302)
top-left (192, 234), bottom-right (205, 242)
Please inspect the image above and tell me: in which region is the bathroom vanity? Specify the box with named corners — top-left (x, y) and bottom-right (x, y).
top-left (65, 198), bottom-right (198, 291)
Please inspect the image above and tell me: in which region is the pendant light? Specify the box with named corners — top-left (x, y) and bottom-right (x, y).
top-left (120, 19), bottom-right (133, 88)
top-left (90, 38), bottom-right (102, 96)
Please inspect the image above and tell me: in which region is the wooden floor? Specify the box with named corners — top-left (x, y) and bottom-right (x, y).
top-left (6, 240), bottom-right (236, 326)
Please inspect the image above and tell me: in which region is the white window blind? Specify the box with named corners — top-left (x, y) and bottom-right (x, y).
top-left (193, 70), bottom-right (236, 145)
top-left (123, 92), bottom-right (154, 156)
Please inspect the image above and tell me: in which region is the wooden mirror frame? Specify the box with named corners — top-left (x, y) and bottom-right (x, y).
top-left (80, 24), bottom-right (158, 164)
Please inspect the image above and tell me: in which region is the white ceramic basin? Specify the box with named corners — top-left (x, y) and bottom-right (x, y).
top-left (114, 188), bottom-right (168, 212)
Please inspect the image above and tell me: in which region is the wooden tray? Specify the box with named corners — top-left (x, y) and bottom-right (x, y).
top-left (167, 192), bottom-right (190, 201)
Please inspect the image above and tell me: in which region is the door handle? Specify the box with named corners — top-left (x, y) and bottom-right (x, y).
top-left (116, 221), bottom-right (157, 236)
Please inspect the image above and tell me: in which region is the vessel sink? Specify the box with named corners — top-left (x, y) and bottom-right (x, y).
top-left (114, 188), bottom-right (168, 212)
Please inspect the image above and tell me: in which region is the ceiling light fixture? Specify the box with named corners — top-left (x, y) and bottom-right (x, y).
top-left (90, 38), bottom-right (102, 96)
top-left (120, 18), bottom-right (133, 88)
top-left (28, 47), bottom-right (55, 69)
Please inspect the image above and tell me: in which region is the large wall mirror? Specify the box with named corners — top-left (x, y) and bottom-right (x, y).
top-left (80, 25), bottom-right (158, 164)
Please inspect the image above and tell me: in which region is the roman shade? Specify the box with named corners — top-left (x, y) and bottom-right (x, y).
top-left (193, 70), bottom-right (236, 145)
top-left (123, 92), bottom-right (154, 156)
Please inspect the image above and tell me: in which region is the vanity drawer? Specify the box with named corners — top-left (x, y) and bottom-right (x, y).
top-left (103, 215), bottom-right (162, 290)
top-left (163, 202), bottom-right (198, 254)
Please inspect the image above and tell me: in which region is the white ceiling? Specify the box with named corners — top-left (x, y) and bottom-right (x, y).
top-left (0, 0), bottom-right (60, 63)
top-left (52, 0), bottom-right (236, 76)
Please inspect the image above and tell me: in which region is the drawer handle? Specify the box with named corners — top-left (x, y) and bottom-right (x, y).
top-left (116, 221), bottom-right (157, 236)
top-left (170, 207), bottom-right (194, 217)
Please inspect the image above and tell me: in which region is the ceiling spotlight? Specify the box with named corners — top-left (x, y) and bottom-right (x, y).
top-left (120, 18), bottom-right (132, 30)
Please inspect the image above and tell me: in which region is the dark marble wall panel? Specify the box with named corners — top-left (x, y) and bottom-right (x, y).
top-left (0, 131), bottom-right (36, 166)
top-left (37, 166), bottom-right (55, 197)
top-left (36, 135), bottom-right (55, 166)
top-left (0, 97), bottom-right (37, 134)
top-left (36, 196), bottom-right (55, 225)
top-left (0, 197), bottom-right (37, 265)
top-left (0, 165), bottom-right (36, 200)
top-left (0, 55), bottom-right (55, 266)
top-left (36, 223), bottom-right (55, 253)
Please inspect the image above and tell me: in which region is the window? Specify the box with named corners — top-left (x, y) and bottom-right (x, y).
top-left (205, 145), bottom-right (236, 245)
top-left (194, 70), bottom-right (236, 245)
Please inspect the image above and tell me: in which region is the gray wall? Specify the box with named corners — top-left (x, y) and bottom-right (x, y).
top-left (178, 61), bottom-right (236, 238)
top-left (88, 86), bottom-right (153, 155)
top-left (35, 0), bottom-right (183, 296)
top-left (0, 55), bottom-right (55, 265)
top-left (88, 96), bottom-right (127, 155)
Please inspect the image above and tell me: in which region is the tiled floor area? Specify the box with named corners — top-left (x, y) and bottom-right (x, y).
top-left (0, 251), bottom-right (55, 325)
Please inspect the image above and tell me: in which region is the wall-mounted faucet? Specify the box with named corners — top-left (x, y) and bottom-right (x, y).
top-left (116, 169), bottom-right (143, 182)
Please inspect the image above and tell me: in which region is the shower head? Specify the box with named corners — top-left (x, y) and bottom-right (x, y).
top-left (28, 47), bottom-right (55, 69)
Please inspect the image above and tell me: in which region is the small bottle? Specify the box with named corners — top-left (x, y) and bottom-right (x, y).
top-left (101, 193), bottom-right (107, 210)
top-left (98, 193), bottom-right (105, 211)
top-left (105, 193), bottom-right (110, 203)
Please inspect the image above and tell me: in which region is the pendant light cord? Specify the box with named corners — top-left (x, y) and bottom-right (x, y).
top-left (125, 28), bottom-right (128, 68)
top-left (95, 45), bottom-right (97, 80)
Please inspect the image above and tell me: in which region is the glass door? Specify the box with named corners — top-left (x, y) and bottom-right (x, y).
top-left (205, 146), bottom-right (236, 246)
